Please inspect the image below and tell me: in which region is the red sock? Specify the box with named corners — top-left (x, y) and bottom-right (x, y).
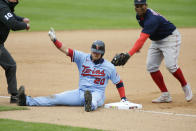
top-left (172, 68), bottom-right (187, 87)
top-left (150, 70), bottom-right (168, 92)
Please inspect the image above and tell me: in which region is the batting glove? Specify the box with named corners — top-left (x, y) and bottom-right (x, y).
top-left (121, 97), bottom-right (130, 105)
top-left (48, 27), bottom-right (56, 42)
top-left (120, 97), bottom-right (127, 102)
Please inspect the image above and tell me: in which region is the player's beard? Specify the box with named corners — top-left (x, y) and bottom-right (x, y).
top-left (91, 52), bottom-right (102, 61)
top-left (135, 8), bottom-right (146, 16)
top-left (90, 54), bottom-right (104, 65)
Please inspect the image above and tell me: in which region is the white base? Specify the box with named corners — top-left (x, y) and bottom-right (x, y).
top-left (104, 101), bottom-right (142, 110)
top-left (0, 96), bottom-right (10, 98)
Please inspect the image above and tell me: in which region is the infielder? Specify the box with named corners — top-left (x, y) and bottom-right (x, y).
top-left (111, 0), bottom-right (193, 103)
top-left (17, 28), bottom-right (128, 112)
top-left (0, 0), bottom-right (30, 103)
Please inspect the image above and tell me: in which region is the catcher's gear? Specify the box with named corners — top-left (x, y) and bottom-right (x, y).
top-left (48, 27), bottom-right (56, 42)
top-left (111, 53), bottom-right (130, 66)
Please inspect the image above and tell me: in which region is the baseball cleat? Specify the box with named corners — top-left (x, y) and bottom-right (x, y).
top-left (152, 92), bottom-right (172, 103)
top-left (84, 90), bottom-right (92, 112)
top-left (17, 85), bottom-right (26, 106)
top-left (183, 84), bottom-right (193, 102)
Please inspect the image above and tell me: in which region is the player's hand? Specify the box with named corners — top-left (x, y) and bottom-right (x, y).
top-left (121, 97), bottom-right (130, 105)
top-left (120, 97), bottom-right (127, 103)
top-left (23, 18), bottom-right (30, 23)
top-left (48, 27), bottom-right (56, 42)
top-left (111, 53), bottom-right (130, 66)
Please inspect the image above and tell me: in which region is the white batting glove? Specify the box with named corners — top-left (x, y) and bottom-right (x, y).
top-left (120, 97), bottom-right (127, 102)
top-left (48, 27), bottom-right (56, 42)
top-left (120, 97), bottom-right (130, 105)
top-left (121, 99), bottom-right (127, 103)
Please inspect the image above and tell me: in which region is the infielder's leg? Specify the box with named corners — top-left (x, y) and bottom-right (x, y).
top-left (26, 89), bottom-right (84, 106)
top-left (160, 32), bottom-right (187, 87)
top-left (161, 44), bottom-right (187, 86)
top-left (0, 47), bottom-right (17, 95)
top-left (160, 32), bottom-right (192, 101)
top-left (146, 45), bottom-right (168, 92)
top-left (161, 44), bottom-right (180, 73)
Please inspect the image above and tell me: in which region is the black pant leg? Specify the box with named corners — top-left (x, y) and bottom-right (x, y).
top-left (0, 46), bottom-right (17, 95)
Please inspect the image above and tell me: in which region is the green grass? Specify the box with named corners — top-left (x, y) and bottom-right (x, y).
top-left (0, 119), bottom-right (102, 131)
top-left (0, 105), bottom-right (28, 112)
top-left (149, 0), bottom-right (196, 27)
top-left (14, 0), bottom-right (196, 31)
top-left (0, 106), bottom-right (102, 130)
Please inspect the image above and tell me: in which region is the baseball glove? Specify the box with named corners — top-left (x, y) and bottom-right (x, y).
top-left (48, 27), bottom-right (56, 42)
top-left (111, 53), bottom-right (130, 66)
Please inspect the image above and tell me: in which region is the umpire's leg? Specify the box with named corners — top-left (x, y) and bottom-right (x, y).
top-left (0, 46), bottom-right (18, 103)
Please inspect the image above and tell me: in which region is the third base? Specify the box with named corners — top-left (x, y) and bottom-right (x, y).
top-left (104, 101), bottom-right (142, 110)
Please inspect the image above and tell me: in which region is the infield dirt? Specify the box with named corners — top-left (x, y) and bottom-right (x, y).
top-left (0, 28), bottom-right (196, 131)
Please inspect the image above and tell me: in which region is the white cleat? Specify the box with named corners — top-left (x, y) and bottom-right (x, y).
top-left (183, 84), bottom-right (193, 102)
top-left (152, 92), bottom-right (172, 103)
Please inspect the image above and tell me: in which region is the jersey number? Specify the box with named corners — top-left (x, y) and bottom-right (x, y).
top-left (94, 78), bottom-right (105, 85)
top-left (4, 13), bottom-right (13, 20)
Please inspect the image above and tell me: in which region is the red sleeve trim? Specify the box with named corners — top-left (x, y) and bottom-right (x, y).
top-left (54, 40), bottom-right (62, 48)
top-left (68, 48), bottom-right (74, 61)
top-left (116, 80), bottom-right (126, 98)
top-left (128, 32), bottom-right (150, 56)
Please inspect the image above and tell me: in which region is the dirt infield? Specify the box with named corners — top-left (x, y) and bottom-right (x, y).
top-left (0, 28), bottom-right (196, 131)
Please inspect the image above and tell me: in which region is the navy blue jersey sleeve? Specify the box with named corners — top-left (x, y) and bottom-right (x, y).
top-left (13, 13), bottom-right (24, 22)
top-left (0, 7), bottom-right (26, 31)
top-left (142, 17), bottom-right (159, 35)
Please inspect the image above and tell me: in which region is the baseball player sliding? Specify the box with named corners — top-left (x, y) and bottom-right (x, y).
top-left (17, 28), bottom-right (128, 112)
top-left (111, 0), bottom-right (193, 103)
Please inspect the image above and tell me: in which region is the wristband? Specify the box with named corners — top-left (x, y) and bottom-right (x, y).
top-left (54, 40), bottom-right (62, 48)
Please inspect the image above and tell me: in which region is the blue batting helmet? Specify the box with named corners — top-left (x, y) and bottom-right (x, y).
top-left (91, 40), bottom-right (105, 56)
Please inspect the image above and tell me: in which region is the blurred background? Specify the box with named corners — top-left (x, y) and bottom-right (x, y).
top-left (15, 0), bottom-right (196, 31)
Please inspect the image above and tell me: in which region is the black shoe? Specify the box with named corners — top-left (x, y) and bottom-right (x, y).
top-left (17, 86), bottom-right (26, 106)
top-left (84, 90), bottom-right (92, 112)
top-left (10, 95), bottom-right (18, 103)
